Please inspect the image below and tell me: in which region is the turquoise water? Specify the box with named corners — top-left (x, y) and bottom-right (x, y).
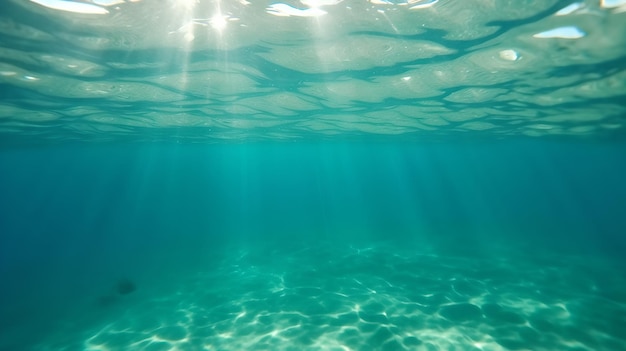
top-left (1, 0), bottom-right (626, 350)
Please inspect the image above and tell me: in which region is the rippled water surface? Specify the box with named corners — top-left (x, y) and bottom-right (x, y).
top-left (1, 0), bottom-right (625, 143)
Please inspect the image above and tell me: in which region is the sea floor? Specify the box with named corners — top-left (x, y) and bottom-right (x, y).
top-left (11, 240), bottom-right (626, 351)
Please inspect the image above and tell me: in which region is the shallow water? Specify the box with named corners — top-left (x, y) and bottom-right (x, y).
top-left (1, 142), bottom-right (625, 350)
top-left (1, 0), bottom-right (626, 350)
top-left (23, 243), bottom-right (626, 351)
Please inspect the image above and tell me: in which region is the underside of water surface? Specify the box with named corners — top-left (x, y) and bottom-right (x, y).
top-left (1, 0), bottom-right (625, 144)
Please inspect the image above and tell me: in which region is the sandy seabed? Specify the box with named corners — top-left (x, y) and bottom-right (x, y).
top-left (27, 242), bottom-right (626, 351)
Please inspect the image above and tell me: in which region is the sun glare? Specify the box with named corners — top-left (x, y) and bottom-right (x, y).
top-left (210, 13), bottom-right (228, 31)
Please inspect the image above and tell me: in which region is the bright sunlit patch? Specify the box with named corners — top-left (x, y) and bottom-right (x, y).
top-left (210, 13), bottom-right (229, 31)
top-left (499, 49), bottom-right (520, 61)
top-left (601, 0), bottom-right (626, 8)
top-left (556, 2), bottom-right (583, 15)
top-left (29, 0), bottom-right (109, 14)
top-left (533, 26), bottom-right (586, 39)
top-left (266, 3), bottom-right (327, 17)
top-left (408, 0), bottom-right (438, 10)
top-left (91, 0), bottom-right (125, 6)
top-left (301, 0), bottom-right (343, 6)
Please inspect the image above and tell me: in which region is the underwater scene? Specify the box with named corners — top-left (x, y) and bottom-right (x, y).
top-left (1, 0), bottom-right (626, 350)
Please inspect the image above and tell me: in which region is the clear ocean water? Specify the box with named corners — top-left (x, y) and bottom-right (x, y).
top-left (1, 1), bottom-right (626, 350)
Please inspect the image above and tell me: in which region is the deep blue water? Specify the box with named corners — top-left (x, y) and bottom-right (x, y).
top-left (2, 141), bottom-right (626, 253)
top-left (1, 140), bottom-right (626, 350)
